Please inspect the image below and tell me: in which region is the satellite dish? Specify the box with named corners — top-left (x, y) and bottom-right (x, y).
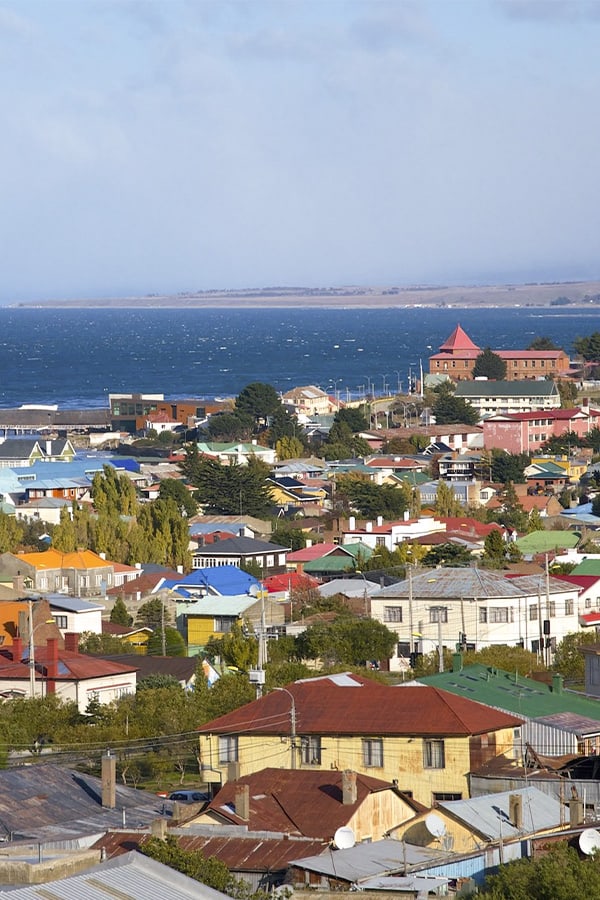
top-left (424, 813), bottom-right (446, 838)
top-left (333, 826), bottom-right (356, 850)
top-left (579, 828), bottom-right (600, 855)
top-left (248, 584), bottom-right (259, 597)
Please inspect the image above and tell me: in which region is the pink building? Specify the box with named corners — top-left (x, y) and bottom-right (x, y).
top-left (483, 405), bottom-right (600, 454)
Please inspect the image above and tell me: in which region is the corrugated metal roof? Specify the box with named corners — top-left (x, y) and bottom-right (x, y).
top-left (0, 851), bottom-right (229, 899)
top-left (438, 786), bottom-right (562, 841)
top-left (371, 567), bottom-right (577, 600)
top-left (290, 838), bottom-right (452, 881)
top-left (197, 675), bottom-right (522, 738)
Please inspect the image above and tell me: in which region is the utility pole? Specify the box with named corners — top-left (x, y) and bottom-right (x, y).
top-left (275, 687), bottom-right (296, 769)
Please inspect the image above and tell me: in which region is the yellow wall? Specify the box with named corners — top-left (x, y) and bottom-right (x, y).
top-left (187, 616), bottom-right (233, 648)
top-left (198, 727), bottom-right (516, 807)
top-left (121, 632), bottom-right (149, 655)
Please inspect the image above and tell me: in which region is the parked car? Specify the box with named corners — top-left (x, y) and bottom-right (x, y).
top-left (168, 790), bottom-right (210, 803)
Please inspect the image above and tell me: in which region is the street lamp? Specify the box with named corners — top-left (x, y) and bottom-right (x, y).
top-left (394, 370), bottom-right (402, 395)
top-left (26, 598), bottom-right (55, 699)
top-left (274, 687), bottom-right (297, 769)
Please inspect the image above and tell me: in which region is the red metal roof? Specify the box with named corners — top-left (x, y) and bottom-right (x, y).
top-left (263, 573), bottom-right (319, 592)
top-left (204, 767), bottom-right (411, 838)
top-left (197, 675), bottom-right (522, 738)
top-left (438, 325), bottom-right (481, 353)
top-left (286, 543), bottom-right (341, 562)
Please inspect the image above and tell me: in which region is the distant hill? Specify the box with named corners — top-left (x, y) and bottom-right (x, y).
top-left (15, 280), bottom-right (600, 309)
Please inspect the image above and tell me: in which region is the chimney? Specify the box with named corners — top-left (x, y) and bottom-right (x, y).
top-left (235, 784), bottom-right (250, 821)
top-left (151, 818), bottom-right (168, 840)
top-left (569, 799), bottom-right (584, 826)
top-left (403, 510), bottom-right (410, 522)
top-left (365, 521), bottom-right (373, 533)
top-left (101, 752), bottom-right (116, 809)
top-left (376, 516), bottom-right (383, 527)
top-left (64, 632), bottom-right (79, 653)
top-left (12, 573), bottom-right (24, 593)
top-left (46, 637), bottom-right (59, 693)
top-left (348, 516), bottom-right (356, 531)
top-left (552, 674), bottom-right (563, 695)
top-left (342, 770), bottom-right (358, 805)
top-left (45, 440), bottom-right (52, 456)
top-left (12, 636), bottom-right (23, 662)
top-left (508, 794), bottom-right (523, 829)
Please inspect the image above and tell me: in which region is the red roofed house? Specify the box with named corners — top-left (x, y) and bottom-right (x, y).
top-left (194, 767), bottom-right (422, 843)
top-left (197, 673), bottom-right (522, 806)
top-left (483, 404), bottom-right (600, 454)
top-left (551, 574), bottom-right (600, 625)
top-left (429, 324), bottom-right (571, 381)
top-left (0, 634), bottom-right (137, 712)
top-left (145, 410), bottom-right (183, 434)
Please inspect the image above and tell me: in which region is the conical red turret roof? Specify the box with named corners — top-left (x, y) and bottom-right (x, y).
top-left (439, 324), bottom-right (481, 353)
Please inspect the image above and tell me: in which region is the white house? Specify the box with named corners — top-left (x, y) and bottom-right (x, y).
top-left (369, 568), bottom-right (581, 672)
top-left (47, 595), bottom-right (104, 636)
top-left (341, 514), bottom-right (446, 551)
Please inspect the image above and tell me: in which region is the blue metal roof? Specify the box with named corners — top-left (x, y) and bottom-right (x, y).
top-left (163, 565), bottom-right (260, 596)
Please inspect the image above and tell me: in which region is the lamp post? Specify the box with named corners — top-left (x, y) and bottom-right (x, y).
top-left (394, 370), bottom-right (402, 395)
top-left (274, 687), bottom-right (297, 769)
top-left (26, 598), bottom-right (55, 699)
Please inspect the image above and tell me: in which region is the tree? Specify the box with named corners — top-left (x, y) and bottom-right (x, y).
top-left (188, 456), bottom-right (274, 517)
top-left (432, 392), bottom-right (479, 426)
top-left (137, 598), bottom-right (172, 630)
top-left (482, 529), bottom-right (507, 567)
top-left (335, 477), bottom-right (409, 519)
top-left (138, 673), bottom-right (182, 691)
top-left (527, 336), bottom-right (560, 350)
top-left (0, 511), bottom-right (24, 553)
top-left (275, 435), bottom-right (305, 461)
top-left (271, 525), bottom-right (307, 552)
top-left (422, 543), bottom-right (472, 567)
top-left (557, 379), bottom-right (578, 408)
top-left (158, 479), bottom-right (197, 517)
top-left (334, 407), bottom-right (369, 432)
top-left (235, 382), bottom-right (281, 425)
top-left (110, 596), bottom-right (132, 627)
top-left (462, 644), bottom-right (547, 676)
top-left (78, 632), bottom-right (130, 655)
top-left (553, 630), bottom-right (599, 681)
top-left (267, 405), bottom-right (299, 446)
top-left (297, 617), bottom-right (397, 667)
top-left (205, 621), bottom-right (258, 672)
top-left (478, 841), bottom-right (600, 900)
top-left (490, 450), bottom-right (530, 484)
top-left (91, 465), bottom-right (137, 516)
top-left (473, 347), bottom-right (507, 380)
top-left (51, 505), bottom-right (77, 552)
top-left (574, 331), bottom-right (600, 361)
top-left (207, 411), bottom-right (254, 441)
top-left (434, 481), bottom-right (464, 517)
top-left (541, 430), bottom-right (580, 455)
top-left (147, 626), bottom-right (187, 657)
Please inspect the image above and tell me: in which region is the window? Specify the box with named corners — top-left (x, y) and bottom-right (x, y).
top-left (479, 608), bottom-right (487, 624)
top-left (433, 792), bottom-right (461, 801)
top-left (218, 735), bottom-right (238, 763)
top-left (214, 616), bottom-right (236, 633)
top-left (423, 739), bottom-right (445, 769)
top-left (376, 536), bottom-right (386, 547)
top-left (548, 601), bottom-right (556, 618)
top-left (566, 599), bottom-right (574, 615)
top-left (529, 605), bottom-right (539, 620)
top-left (53, 615), bottom-right (67, 629)
top-left (300, 736), bottom-right (321, 765)
top-left (384, 606), bottom-right (402, 623)
top-left (586, 598), bottom-right (592, 609)
top-left (489, 607), bottom-right (513, 624)
top-left (429, 607), bottom-right (448, 623)
top-left (362, 738), bottom-right (383, 767)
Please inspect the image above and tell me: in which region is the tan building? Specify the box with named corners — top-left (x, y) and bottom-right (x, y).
top-left (196, 673), bottom-right (522, 807)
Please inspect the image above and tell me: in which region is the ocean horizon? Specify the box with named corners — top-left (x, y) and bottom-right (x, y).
top-left (2, 306), bottom-right (600, 410)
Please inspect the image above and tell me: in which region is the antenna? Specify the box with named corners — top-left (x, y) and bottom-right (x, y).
top-left (424, 813), bottom-right (446, 838)
top-left (579, 828), bottom-right (600, 855)
top-left (333, 826), bottom-right (356, 849)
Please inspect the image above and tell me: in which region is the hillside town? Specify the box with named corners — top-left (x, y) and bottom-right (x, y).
top-left (4, 327), bottom-right (600, 897)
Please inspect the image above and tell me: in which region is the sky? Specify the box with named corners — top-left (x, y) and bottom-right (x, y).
top-left (1, 0), bottom-right (600, 302)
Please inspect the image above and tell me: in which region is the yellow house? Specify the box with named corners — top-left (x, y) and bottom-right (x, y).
top-left (178, 594), bottom-right (285, 656)
top-left (102, 622), bottom-right (152, 654)
top-left (530, 455), bottom-right (588, 482)
top-left (197, 674), bottom-right (522, 807)
top-left (391, 786), bottom-right (567, 854)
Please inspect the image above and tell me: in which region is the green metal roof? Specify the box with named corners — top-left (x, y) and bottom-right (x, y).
top-left (455, 380), bottom-right (558, 398)
top-left (572, 559), bottom-right (600, 576)
top-left (417, 663), bottom-right (600, 723)
top-left (304, 541), bottom-right (372, 573)
top-left (515, 531), bottom-right (580, 553)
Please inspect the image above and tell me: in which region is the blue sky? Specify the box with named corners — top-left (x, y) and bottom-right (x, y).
top-left (2, 0), bottom-right (599, 302)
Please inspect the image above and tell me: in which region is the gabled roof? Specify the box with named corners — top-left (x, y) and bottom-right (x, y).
top-left (197, 674), bottom-right (522, 738)
top-left (191, 537), bottom-right (288, 557)
top-left (455, 380), bottom-right (559, 398)
top-left (372, 567), bottom-right (577, 599)
top-left (106, 569), bottom-right (181, 597)
top-left (515, 530), bottom-right (579, 553)
top-left (286, 542), bottom-right (341, 562)
top-left (15, 548), bottom-right (113, 570)
top-left (264, 572), bottom-right (319, 592)
top-left (203, 767), bottom-right (408, 838)
top-left (164, 565), bottom-right (260, 596)
top-left (438, 325), bottom-right (481, 353)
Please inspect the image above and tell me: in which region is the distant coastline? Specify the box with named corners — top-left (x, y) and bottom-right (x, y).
top-left (13, 279), bottom-right (600, 309)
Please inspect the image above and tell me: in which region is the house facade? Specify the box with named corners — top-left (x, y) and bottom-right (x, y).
top-left (483, 405), bottom-right (600, 454)
top-left (454, 380), bottom-right (560, 417)
top-left (196, 673), bottom-right (522, 806)
top-left (369, 568), bottom-right (581, 670)
top-left (341, 515), bottom-right (446, 551)
top-left (191, 537), bottom-right (289, 574)
top-left (0, 549), bottom-right (117, 596)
